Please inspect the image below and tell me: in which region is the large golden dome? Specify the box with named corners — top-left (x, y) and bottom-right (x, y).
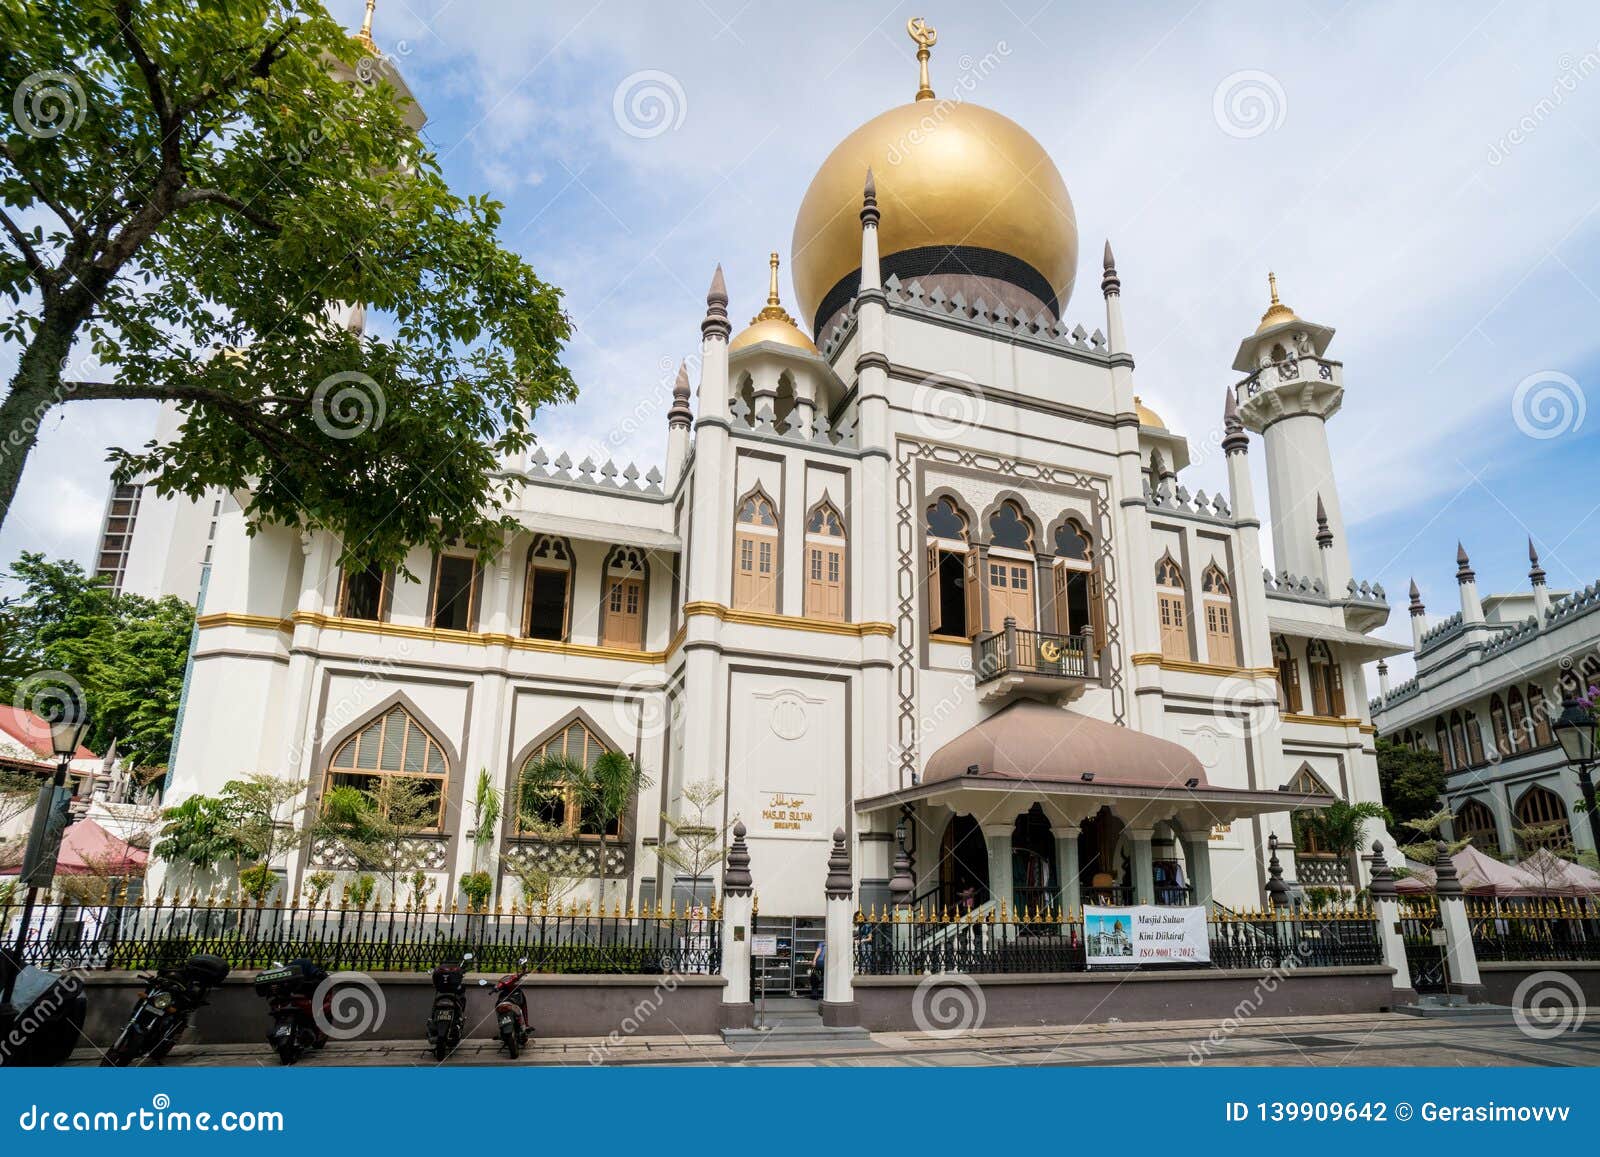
top-left (791, 92), bottom-right (1077, 335)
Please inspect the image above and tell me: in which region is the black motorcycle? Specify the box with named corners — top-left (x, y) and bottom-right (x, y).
top-left (102, 953), bottom-right (230, 1067)
top-left (253, 959), bottom-right (330, 1065)
top-left (426, 953), bottom-right (472, 1061)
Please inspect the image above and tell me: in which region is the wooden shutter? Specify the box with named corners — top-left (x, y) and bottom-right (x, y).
top-left (1088, 565), bottom-right (1106, 656)
top-left (1159, 593), bottom-right (1189, 661)
top-left (1052, 562), bottom-right (1069, 634)
top-left (964, 547), bottom-right (983, 638)
top-left (926, 542), bottom-right (943, 633)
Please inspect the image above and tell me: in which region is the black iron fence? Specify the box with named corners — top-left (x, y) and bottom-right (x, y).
top-left (1467, 897), bottom-right (1600, 963)
top-left (853, 904), bottom-right (1383, 975)
top-left (1, 898), bottom-right (721, 976)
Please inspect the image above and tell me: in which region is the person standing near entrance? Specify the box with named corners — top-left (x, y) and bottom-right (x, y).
top-left (809, 939), bottom-right (825, 999)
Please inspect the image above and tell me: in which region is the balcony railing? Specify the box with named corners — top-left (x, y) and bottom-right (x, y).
top-left (974, 622), bottom-right (1094, 687)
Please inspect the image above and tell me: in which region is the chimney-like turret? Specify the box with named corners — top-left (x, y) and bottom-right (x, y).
top-left (1456, 542), bottom-right (1485, 625)
top-left (1529, 537), bottom-right (1551, 622)
top-left (1409, 578), bottom-right (1427, 651)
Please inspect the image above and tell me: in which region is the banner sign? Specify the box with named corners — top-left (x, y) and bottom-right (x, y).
top-left (1084, 905), bottom-right (1210, 966)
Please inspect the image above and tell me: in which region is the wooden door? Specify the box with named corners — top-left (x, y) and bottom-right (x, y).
top-left (734, 529), bottom-right (777, 612)
top-left (1158, 591), bottom-right (1190, 661)
top-left (1204, 599), bottom-right (1234, 666)
top-left (603, 577), bottom-right (643, 649)
top-left (806, 542), bottom-right (844, 621)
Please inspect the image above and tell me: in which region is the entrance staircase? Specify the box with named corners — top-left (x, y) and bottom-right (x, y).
top-left (721, 997), bottom-right (872, 1049)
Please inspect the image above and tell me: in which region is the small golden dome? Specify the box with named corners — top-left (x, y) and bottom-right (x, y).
top-left (791, 23), bottom-right (1076, 333)
top-left (1133, 395), bottom-right (1166, 429)
top-left (730, 253), bottom-right (818, 354)
top-left (1256, 271), bottom-right (1299, 333)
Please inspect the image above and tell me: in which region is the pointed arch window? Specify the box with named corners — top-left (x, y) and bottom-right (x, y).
top-left (1455, 797), bottom-right (1499, 856)
top-left (1463, 711), bottom-right (1485, 765)
top-left (524, 534), bottom-right (573, 641)
top-left (733, 489), bottom-right (779, 614)
top-left (1155, 552), bottom-right (1190, 662)
top-left (1435, 718), bottom-right (1454, 772)
top-left (1490, 694), bottom-right (1511, 757)
top-left (1200, 562), bottom-right (1235, 666)
top-left (1529, 684), bottom-right (1554, 748)
top-left (516, 717), bottom-right (620, 839)
top-left (804, 498), bottom-right (846, 622)
top-left (1051, 518), bottom-right (1104, 655)
top-left (925, 497), bottom-right (977, 640)
top-left (984, 501), bottom-right (1036, 630)
top-left (601, 546), bottom-right (648, 650)
top-left (324, 706), bottom-right (449, 830)
top-left (1306, 640), bottom-right (1345, 716)
top-left (1514, 784), bottom-right (1571, 852)
top-left (1507, 686), bottom-right (1531, 754)
top-left (1287, 765), bottom-right (1337, 860)
top-left (1273, 635), bottom-right (1302, 713)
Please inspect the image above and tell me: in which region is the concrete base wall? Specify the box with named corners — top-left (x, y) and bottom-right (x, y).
top-left (80, 972), bottom-right (725, 1047)
top-left (854, 966), bottom-right (1400, 1031)
top-left (1478, 961), bottom-right (1600, 1007)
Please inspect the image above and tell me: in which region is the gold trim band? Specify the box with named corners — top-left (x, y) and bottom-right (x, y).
top-left (682, 601), bottom-right (894, 638)
top-left (1281, 712), bottom-right (1365, 729)
top-left (1130, 653), bottom-right (1277, 678)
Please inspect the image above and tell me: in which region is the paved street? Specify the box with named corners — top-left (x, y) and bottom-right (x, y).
top-left (66, 1010), bottom-right (1600, 1068)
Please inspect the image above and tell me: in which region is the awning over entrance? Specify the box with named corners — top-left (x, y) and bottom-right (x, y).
top-left (858, 699), bottom-right (1332, 830)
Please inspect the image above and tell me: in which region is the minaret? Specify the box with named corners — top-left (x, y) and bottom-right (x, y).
top-left (356, 0), bottom-right (377, 52)
top-left (1456, 543), bottom-right (1485, 625)
top-left (1222, 387), bottom-right (1270, 670)
top-left (853, 169), bottom-right (889, 453)
top-left (698, 265), bottom-right (731, 423)
top-left (1232, 274), bottom-right (1350, 593)
top-left (1101, 241), bottom-right (1125, 355)
top-left (1409, 579), bottom-right (1427, 652)
top-left (1377, 659), bottom-right (1391, 699)
top-left (1529, 537), bottom-right (1551, 621)
top-left (665, 360), bottom-right (692, 486)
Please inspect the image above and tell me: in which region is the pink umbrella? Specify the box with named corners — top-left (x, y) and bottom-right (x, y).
top-left (1394, 844), bottom-right (1546, 896)
top-left (1517, 848), bottom-right (1600, 896)
top-left (0, 818), bottom-right (148, 878)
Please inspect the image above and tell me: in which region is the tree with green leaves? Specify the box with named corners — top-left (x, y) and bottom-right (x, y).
top-left (152, 792), bottom-right (241, 873)
top-left (0, 553), bottom-right (192, 769)
top-left (658, 779), bottom-right (733, 909)
top-left (1374, 738), bottom-right (1447, 828)
top-left (1397, 807), bottom-right (1469, 865)
top-left (312, 776), bottom-right (439, 903)
top-left (1295, 799), bottom-right (1392, 859)
top-left (519, 748), bottom-right (651, 914)
top-left (0, 0), bottom-right (574, 569)
top-left (151, 772), bottom-right (305, 887)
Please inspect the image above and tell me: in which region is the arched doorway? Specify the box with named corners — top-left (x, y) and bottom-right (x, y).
top-left (1079, 807), bottom-right (1130, 904)
top-left (1012, 804), bottom-right (1060, 913)
top-left (939, 814), bottom-right (990, 912)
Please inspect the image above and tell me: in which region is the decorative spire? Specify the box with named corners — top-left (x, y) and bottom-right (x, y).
top-left (667, 360), bottom-right (692, 428)
top-left (722, 820), bottom-right (752, 895)
top-left (1100, 240), bottom-right (1120, 298)
top-left (1455, 541), bottom-right (1475, 584)
top-left (1257, 270), bottom-right (1298, 332)
top-left (1222, 386), bottom-right (1248, 454)
top-left (1265, 833), bottom-right (1289, 908)
top-left (356, 0), bottom-right (377, 52)
top-left (1433, 840), bottom-right (1463, 897)
top-left (888, 825), bottom-right (915, 907)
top-left (860, 167), bottom-right (879, 227)
top-left (749, 252), bottom-right (799, 327)
top-left (1409, 578), bottom-right (1426, 616)
top-left (1529, 537), bottom-right (1547, 587)
top-left (1367, 841), bottom-right (1396, 899)
top-left (701, 264), bottom-right (730, 341)
top-left (1315, 494), bottom-right (1334, 549)
top-left (1376, 659), bottom-right (1389, 675)
top-left (907, 17), bottom-right (937, 101)
top-left (824, 827), bottom-right (852, 899)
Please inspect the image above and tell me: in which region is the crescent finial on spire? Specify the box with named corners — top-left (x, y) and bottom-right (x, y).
top-left (908, 18), bottom-right (938, 101)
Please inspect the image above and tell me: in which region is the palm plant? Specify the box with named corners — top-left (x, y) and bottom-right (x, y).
top-left (1296, 799), bottom-right (1391, 859)
top-left (468, 767), bottom-right (501, 876)
top-left (520, 748), bottom-right (652, 914)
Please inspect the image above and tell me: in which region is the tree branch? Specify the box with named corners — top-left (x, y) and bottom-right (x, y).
top-left (174, 188), bottom-right (281, 234)
top-left (0, 207), bottom-right (53, 295)
top-left (0, 140), bottom-right (88, 243)
top-left (114, 0), bottom-right (180, 168)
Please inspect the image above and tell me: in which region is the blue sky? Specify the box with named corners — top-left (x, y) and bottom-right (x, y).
top-left (3, 1), bottom-right (1599, 686)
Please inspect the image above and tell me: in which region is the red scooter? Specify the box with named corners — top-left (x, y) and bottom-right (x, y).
top-left (483, 958), bottom-right (531, 1058)
top-left (253, 959), bottom-right (330, 1065)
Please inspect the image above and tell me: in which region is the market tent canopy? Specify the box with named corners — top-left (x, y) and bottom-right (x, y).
top-left (0, 818), bottom-right (148, 878)
top-left (1516, 848), bottom-right (1600, 896)
top-left (1395, 844), bottom-right (1546, 896)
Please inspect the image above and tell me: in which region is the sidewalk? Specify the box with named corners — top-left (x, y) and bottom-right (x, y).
top-left (67, 1009), bottom-right (1600, 1068)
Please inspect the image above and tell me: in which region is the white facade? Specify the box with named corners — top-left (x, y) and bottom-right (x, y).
top-left (123, 44), bottom-right (1408, 918)
top-left (1371, 543), bottom-right (1599, 858)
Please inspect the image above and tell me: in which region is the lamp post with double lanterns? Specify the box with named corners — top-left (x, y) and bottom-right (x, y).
top-left (1553, 698), bottom-right (1600, 856)
top-left (0, 703), bottom-right (91, 1015)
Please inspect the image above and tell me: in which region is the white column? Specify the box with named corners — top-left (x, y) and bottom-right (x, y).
top-left (718, 822), bottom-right (755, 1027)
top-left (1366, 843), bottom-right (1417, 1002)
top-left (1432, 842), bottom-right (1485, 1001)
top-left (821, 828), bottom-right (857, 1022)
top-left (982, 824), bottom-right (1014, 913)
top-left (1128, 828), bottom-right (1155, 905)
top-left (1055, 831), bottom-right (1081, 913)
top-left (1182, 831), bottom-right (1213, 908)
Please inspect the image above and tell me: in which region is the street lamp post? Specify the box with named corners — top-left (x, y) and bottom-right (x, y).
top-left (1552, 698), bottom-right (1600, 856)
top-left (0, 707), bottom-right (90, 1015)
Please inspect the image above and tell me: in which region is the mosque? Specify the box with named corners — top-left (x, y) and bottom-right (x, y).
top-left (113, 14), bottom-right (1406, 940)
